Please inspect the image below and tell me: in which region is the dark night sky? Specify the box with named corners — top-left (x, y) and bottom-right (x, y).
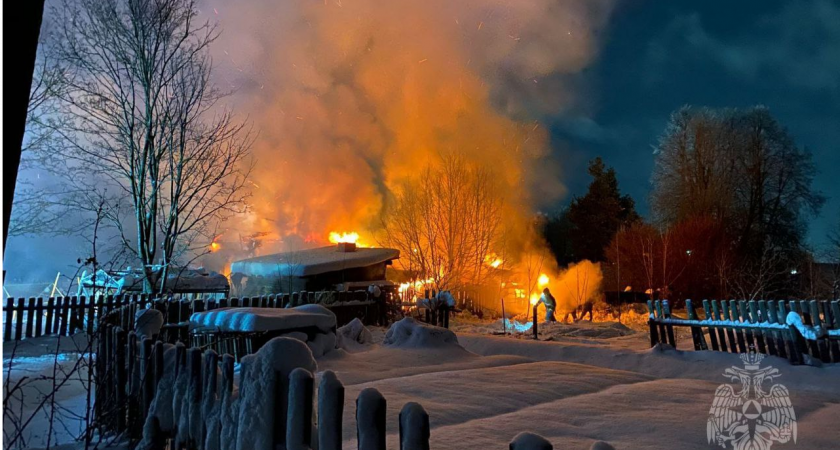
top-left (548, 0), bottom-right (840, 248)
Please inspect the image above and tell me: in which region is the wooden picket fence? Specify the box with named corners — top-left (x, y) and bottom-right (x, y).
top-left (648, 299), bottom-right (840, 364)
top-left (2, 295), bottom-right (133, 341)
top-left (3, 290), bottom-right (389, 341)
top-left (95, 322), bottom-right (559, 450)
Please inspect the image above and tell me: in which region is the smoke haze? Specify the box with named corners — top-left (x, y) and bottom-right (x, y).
top-left (204, 0), bottom-right (615, 252)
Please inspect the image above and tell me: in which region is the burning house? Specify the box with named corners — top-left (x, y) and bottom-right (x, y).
top-left (229, 242), bottom-right (400, 296)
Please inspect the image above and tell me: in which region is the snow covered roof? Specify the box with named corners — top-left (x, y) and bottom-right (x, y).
top-left (83, 268), bottom-right (229, 293)
top-left (230, 245), bottom-right (400, 278)
top-left (190, 305), bottom-right (337, 333)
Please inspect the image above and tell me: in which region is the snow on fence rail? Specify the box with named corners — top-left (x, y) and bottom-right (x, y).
top-left (647, 299), bottom-right (840, 364)
top-left (2, 290), bottom-right (388, 341)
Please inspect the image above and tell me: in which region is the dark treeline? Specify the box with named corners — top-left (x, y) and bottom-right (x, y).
top-left (543, 106), bottom-right (839, 302)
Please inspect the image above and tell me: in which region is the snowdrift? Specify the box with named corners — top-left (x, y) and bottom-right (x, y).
top-left (337, 317), bottom-right (373, 351)
top-left (384, 317), bottom-right (459, 349)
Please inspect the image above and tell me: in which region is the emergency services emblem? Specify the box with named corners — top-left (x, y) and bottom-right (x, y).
top-left (707, 349), bottom-right (797, 450)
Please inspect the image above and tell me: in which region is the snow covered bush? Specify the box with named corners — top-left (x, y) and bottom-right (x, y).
top-left (383, 317), bottom-right (459, 349)
top-left (337, 317), bottom-right (373, 351)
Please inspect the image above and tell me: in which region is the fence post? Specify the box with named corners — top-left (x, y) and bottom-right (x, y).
top-left (286, 368), bottom-right (314, 450)
top-left (149, 340), bottom-right (162, 385)
top-left (532, 304), bottom-right (538, 340)
top-left (702, 300), bottom-right (719, 351)
top-left (46, 297), bottom-right (55, 336)
top-left (187, 346), bottom-right (203, 447)
top-left (766, 300), bottom-right (787, 359)
top-left (15, 298), bottom-right (25, 340)
top-left (647, 300), bottom-right (659, 347)
top-left (318, 370), bottom-right (344, 450)
top-left (356, 388), bottom-right (387, 450)
top-left (500, 298), bottom-right (507, 335)
top-left (747, 300), bottom-right (766, 354)
top-left (126, 331), bottom-right (140, 437)
top-left (509, 432), bottom-right (553, 450)
top-left (141, 338), bottom-right (155, 418)
top-left (142, 415), bottom-right (167, 450)
top-left (204, 350), bottom-right (219, 402)
top-left (399, 402), bottom-right (430, 450)
top-left (810, 300), bottom-right (831, 363)
top-left (662, 300), bottom-right (676, 348)
top-left (221, 353), bottom-right (235, 395)
top-left (34, 298), bottom-right (44, 338)
top-left (686, 300), bottom-right (707, 350)
top-left (114, 327), bottom-right (127, 433)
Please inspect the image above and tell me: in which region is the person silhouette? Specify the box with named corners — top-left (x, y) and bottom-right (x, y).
top-left (536, 287), bottom-right (557, 322)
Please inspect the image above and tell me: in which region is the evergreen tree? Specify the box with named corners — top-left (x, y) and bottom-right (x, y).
top-left (566, 157), bottom-right (639, 262)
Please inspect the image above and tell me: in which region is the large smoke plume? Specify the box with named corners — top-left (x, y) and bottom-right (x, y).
top-left (202, 0), bottom-right (614, 278)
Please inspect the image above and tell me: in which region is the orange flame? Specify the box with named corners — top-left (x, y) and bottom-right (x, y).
top-left (484, 253), bottom-right (504, 269)
top-left (328, 231), bottom-right (367, 247)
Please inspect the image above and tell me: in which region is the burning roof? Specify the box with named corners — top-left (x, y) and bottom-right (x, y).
top-left (230, 244), bottom-right (400, 278)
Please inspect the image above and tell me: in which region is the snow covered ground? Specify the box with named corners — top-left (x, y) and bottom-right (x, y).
top-left (5, 315), bottom-right (839, 449)
top-left (2, 334), bottom-right (93, 449)
top-left (320, 316), bottom-right (840, 449)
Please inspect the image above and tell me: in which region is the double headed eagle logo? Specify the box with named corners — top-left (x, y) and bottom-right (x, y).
top-left (707, 349), bottom-right (797, 450)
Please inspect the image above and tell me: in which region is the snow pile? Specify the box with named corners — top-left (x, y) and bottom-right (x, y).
top-left (504, 318), bottom-right (534, 333)
top-left (135, 308), bottom-right (164, 339)
top-left (786, 311), bottom-right (824, 340)
top-left (189, 305), bottom-right (336, 333)
top-left (383, 317), bottom-right (459, 349)
top-left (337, 318), bottom-right (373, 351)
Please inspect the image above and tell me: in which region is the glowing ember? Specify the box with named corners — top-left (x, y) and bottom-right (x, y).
top-left (210, 241), bottom-right (221, 252)
top-left (530, 293), bottom-right (540, 306)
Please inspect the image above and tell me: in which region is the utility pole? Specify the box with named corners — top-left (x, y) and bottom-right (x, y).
top-left (3, 0), bottom-right (47, 260)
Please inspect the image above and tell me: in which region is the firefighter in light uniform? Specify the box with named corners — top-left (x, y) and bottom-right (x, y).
top-left (535, 287), bottom-right (557, 322)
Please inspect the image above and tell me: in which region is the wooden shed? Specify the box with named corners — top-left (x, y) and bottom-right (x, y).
top-left (230, 243), bottom-right (399, 296)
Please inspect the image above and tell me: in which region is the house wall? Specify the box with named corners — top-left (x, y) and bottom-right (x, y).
top-left (232, 262), bottom-right (391, 297)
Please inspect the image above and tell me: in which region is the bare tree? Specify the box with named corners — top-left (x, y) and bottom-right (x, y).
top-left (8, 45), bottom-right (74, 237)
top-left (47, 0), bottom-right (253, 293)
top-left (729, 242), bottom-right (789, 301)
top-left (382, 152), bottom-right (503, 290)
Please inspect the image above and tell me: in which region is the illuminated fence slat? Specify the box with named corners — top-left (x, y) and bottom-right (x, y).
top-left (647, 299), bottom-right (840, 365)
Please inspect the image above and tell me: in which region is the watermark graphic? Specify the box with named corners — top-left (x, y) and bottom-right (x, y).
top-left (707, 349), bottom-right (797, 450)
